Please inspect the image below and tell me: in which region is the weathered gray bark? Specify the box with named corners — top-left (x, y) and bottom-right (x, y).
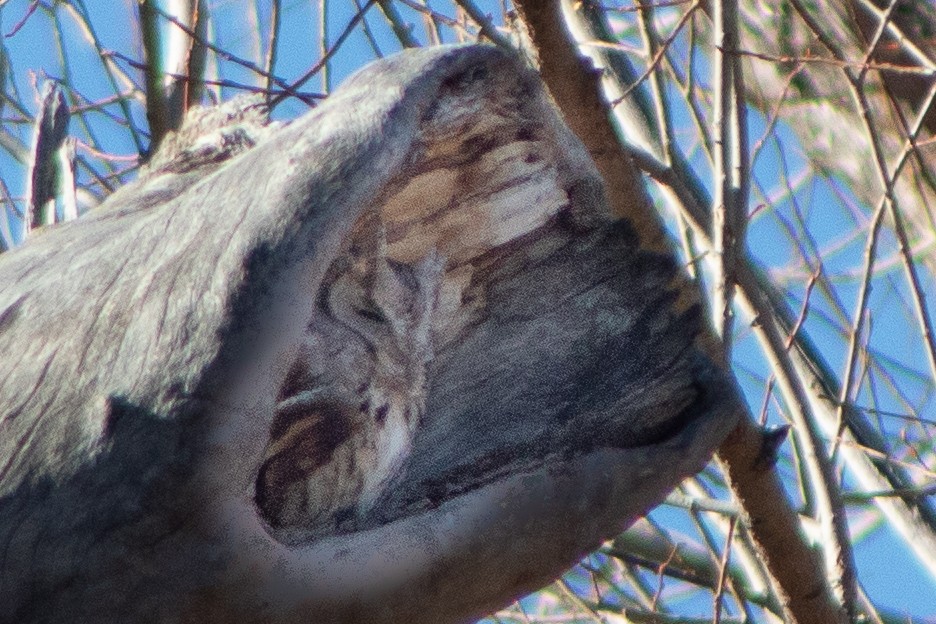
top-left (0, 45), bottom-right (736, 623)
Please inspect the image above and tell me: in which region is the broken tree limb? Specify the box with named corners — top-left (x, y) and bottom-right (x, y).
top-left (0, 45), bottom-right (735, 623)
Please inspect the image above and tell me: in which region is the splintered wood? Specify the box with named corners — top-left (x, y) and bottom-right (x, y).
top-left (257, 66), bottom-right (579, 539)
top-left (257, 59), bottom-right (701, 538)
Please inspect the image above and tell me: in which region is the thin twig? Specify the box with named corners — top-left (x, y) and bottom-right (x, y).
top-left (263, 0), bottom-right (282, 97)
top-left (416, 0), bottom-right (443, 45)
top-left (680, 485), bottom-right (757, 620)
top-left (105, 50), bottom-right (324, 102)
top-left (634, 1), bottom-right (674, 166)
top-left (4, 0), bottom-right (40, 38)
top-left (731, 47), bottom-right (936, 77)
top-left (376, 0), bottom-right (419, 48)
top-left (395, 0), bottom-right (477, 36)
top-left (843, 481), bottom-right (936, 502)
top-left (353, 0), bottom-right (384, 57)
top-left (50, 8), bottom-right (121, 179)
top-left (556, 578), bottom-right (603, 619)
top-left (785, 268), bottom-right (821, 350)
top-left (855, 0), bottom-right (936, 72)
top-left (63, 1), bottom-right (147, 154)
top-left (712, 516), bottom-right (737, 623)
top-left (453, 0), bottom-right (511, 47)
top-left (270, 0), bottom-right (378, 107)
top-left (609, 2), bottom-right (701, 104)
top-left (651, 542), bottom-right (679, 611)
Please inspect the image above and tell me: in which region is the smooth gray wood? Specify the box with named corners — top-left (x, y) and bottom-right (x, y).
top-left (0, 45), bottom-right (736, 623)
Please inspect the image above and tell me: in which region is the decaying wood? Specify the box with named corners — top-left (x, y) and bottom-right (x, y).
top-left (0, 45), bottom-right (735, 623)
top-left (509, 4), bottom-right (847, 624)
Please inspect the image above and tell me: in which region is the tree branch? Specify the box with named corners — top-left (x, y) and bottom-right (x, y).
top-left (510, 2), bottom-right (846, 622)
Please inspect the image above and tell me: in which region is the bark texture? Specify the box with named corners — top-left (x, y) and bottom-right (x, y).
top-left (0, 45), bottom-right (735, 623)
top-left (511, 3), bottom-right (850, 622)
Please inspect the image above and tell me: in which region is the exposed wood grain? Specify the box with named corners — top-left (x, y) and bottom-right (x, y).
top-left (0, 45), bottom-right (735, 623)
